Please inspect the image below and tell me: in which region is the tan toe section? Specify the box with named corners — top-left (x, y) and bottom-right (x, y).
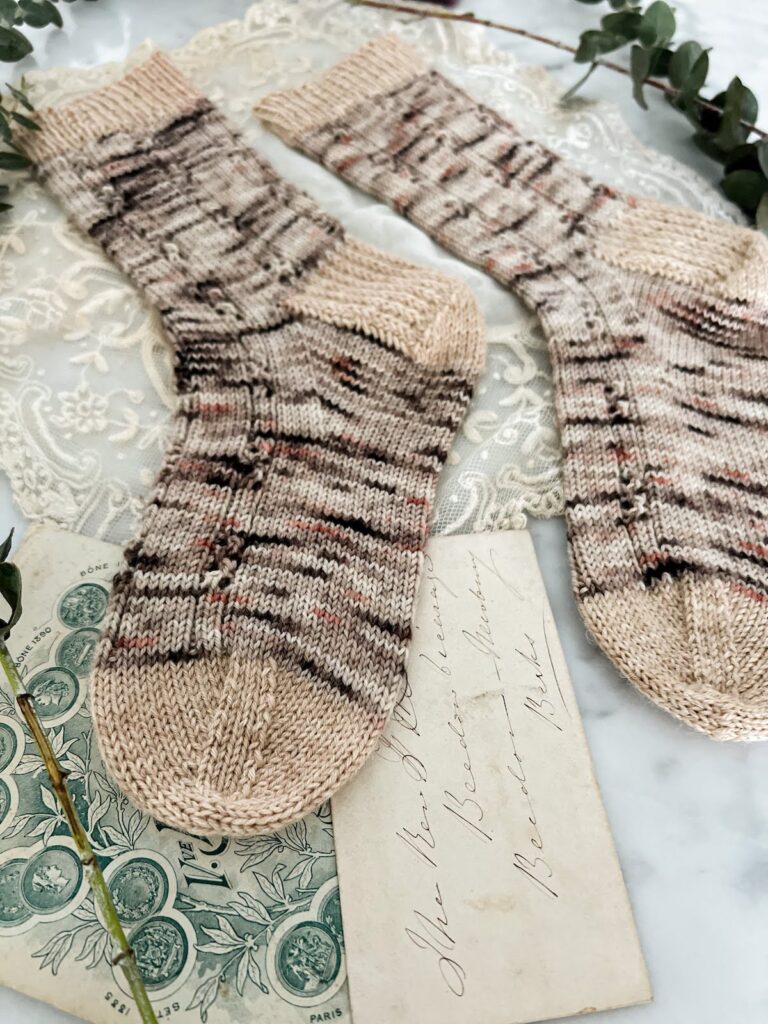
top-left (581, 577), bottom-right (768, 741)
top-left (93, 655), bottom-right (387, 835)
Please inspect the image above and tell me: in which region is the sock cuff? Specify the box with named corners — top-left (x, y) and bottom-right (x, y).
top-left (22, 51), bottom-right (201, 162)
top-left (255, 33), bottom-right (426, 145)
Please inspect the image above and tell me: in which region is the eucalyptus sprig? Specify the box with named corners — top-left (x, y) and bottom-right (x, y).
top-left (351, 0), bottom-right (768, 229)
top-left (0, 530), bottom-right (158, 1024)
top-left (0, 0), bottom-right (100, 212)
top-left (571, 0), bottom-right (768, 227)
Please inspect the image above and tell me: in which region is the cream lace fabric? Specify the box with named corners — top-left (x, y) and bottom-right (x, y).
top-left (1, 0), bottom-right (741, 541)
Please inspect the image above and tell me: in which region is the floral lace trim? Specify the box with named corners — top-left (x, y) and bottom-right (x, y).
top-left (0, 0), bottom-right (740, 542)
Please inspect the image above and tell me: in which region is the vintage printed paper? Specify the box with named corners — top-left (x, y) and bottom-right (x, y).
top-left (331, 531), bottom-right (651, 1024)
top-left (0, 526), bottom-right (349, 1024)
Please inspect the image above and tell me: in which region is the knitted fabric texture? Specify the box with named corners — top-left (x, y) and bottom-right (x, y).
top-left (257, 34), bottom-right (768, 742)
top-left (29, 52), bottom-right (484, 834)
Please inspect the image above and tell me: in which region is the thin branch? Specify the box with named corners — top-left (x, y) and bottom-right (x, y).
top-left (0, 642), bottom-right (158, 1024)
top-left (351, 0), bottom-right (768, 140)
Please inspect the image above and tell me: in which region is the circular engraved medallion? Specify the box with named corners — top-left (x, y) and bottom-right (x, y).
top-left (0, 779), bottom-right (12, 826)
top-left (131, 916), bottom-right (189, 990)
top-left (58, 583), bottom-right (109, 628)
top-left (21, 845), bottom-right (83, 914)
top-left (56, 628), bottom-right (101, 678)
top-left (109, 858), bottom-right (170, 923)
top-left (0, 859), bottom-right (31, 926)
top-left (274, 921), bottom-right (341, 999)
top-left (317, 885), bottom-right (343, 948)
top-left (0, 721), bottom-right (19, 773)
top-left (27, 667), bottom-right (80, 720)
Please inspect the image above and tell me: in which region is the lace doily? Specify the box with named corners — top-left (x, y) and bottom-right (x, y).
top-left (0, 0), bottom-right (742, 541)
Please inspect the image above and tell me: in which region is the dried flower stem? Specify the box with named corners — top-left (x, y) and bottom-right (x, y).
top-left (0, 640), bottom-right (158, 1024)
top-left (351, 0), bottom-right (768, 139)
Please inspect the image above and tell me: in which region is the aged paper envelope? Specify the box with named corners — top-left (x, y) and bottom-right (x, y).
top-left (331, 530), bottom-right (651, 1024)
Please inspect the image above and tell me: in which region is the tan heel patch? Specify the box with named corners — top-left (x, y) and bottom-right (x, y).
top-left (286, 237), bottom-right (485, 375)
top-left (597, 195), bottom-right (768, 302)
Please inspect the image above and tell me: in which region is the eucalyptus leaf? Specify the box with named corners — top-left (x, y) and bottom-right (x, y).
top-left (757, 140), bottom-right (768, 179)
top-left (0, 109), bottom-right (10, 143)
top-left (10, 108), bottom-right (36, 129)
top-left (0, 201), bottom-right (11, 211)
top-left (0, 560), bottom-right (21, 640)
top-left (561, 62), bottom-right (598, 104)
top-left (0, 529), bottom-right (13, 563)
top-left (19, 0), bottom-right (62, 28)
top-left (0, 147), bottom-right (29, 168)
top-left (715, 77), bottom-right (757, 151)
top-left (638, 0), bottom-right (675, 47)
top-left (0, 0), bottom-right (17, 28)
top-left (721, 169), bottom-right (768, 213)
top-left (668, 41), bottom-right (703, 89)
top-left (630, 44), bottom-right (652, 110)
top-left (574, 29), bottom-right (625, 64)
top-left (677, 50), bottom-right (709, 107)
top-left (648, 45), bottom-right (672, 77)
top-left (600, 10), bottom-right (642, 39)
top-left (724, 142), bottom-right (760, 173)
top-left (5, 81), bottom-right (32, 110)
top-left (0, 25), bottom-right (31, 62)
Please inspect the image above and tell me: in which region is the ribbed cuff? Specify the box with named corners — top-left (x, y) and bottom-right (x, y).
top-left (23, 51), bottom-right (201, 163)
top-left (255, 33), bottom-right (427, 145)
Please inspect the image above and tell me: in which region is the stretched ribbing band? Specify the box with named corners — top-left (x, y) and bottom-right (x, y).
top-left (22, 52), bottom-right (200, 161)
top-left (255, 33), bottom-right (426, 145)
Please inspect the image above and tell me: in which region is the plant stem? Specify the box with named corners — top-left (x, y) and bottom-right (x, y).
top-left (0, 641), bottom-right (158, 1024)
top-left (351, 0), bottom-right (768, 139)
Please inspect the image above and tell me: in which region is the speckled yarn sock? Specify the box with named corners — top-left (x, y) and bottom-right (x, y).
top-left (257, 34), bottom-right (768, 741)
top-left (27, 52), bottom-right (484, 833)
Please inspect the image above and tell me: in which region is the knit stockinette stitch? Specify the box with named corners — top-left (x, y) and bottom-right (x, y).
top-left (257, 34), bottom-right (768, 741)
top-left (27, 52), bottom-right (484, 834)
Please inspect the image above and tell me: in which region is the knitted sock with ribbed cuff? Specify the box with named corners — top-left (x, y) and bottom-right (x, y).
top-left (27, 51), bottom-right (484, 834)
top-left (256, 34), bottom-right (768, 741)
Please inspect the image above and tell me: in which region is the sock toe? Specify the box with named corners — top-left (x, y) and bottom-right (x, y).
top-left (93, 655), bottom-right (388, 835)
top-left (581, 577), bottom-right (768, 741)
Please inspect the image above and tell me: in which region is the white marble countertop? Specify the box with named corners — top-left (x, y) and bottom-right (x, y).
top-left (1, 1), bottom-right (767, 1023)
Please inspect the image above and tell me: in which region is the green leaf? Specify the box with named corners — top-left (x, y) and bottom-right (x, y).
top-left (0, 529), bottom-right (13, 563)
top-left (678, 50), bottom-right (709, 105)
top-left (600, 10), bottom-right (642, 39)
top-left (10, 108), bottom-right (36, 129)
top-left (19, 0), bottom-right (61, 29)
top-left (693, 130), bottom-right (727, 163)
top-left (0, 561), bottom-right (21, 640)
top-left (630, 44), bottom-right (652, 109)
top-left (5, 81), bottom-right (32, 110)
top-left (715, 77), bottom-right (758, 151)
top-left (0, 25), bottom-right (31, 62)
top-left (561, 63), bottom-right (598, 104)
top-left (0, 109), bottom-right (10, 143)
top-left (756, 192), bottom-right (768, 234)
top-left (757, 140), bottom-right (768, 179)
top-left (0, 147), bottom-right (29, 168)
top-left (720, 168), bottom-right (768, 214)
top-left (668, 41), bottom-right (703, 88)
top-left (574, 29), bottom-right (625, 64)
top-left (648, 46), bottom-right (672, 77)
top-left (724, 143), bottom-right (760, 173)
top-left (0, 201), bottom-right (12, 211)
top-left (0, 0), bottom-right (17, 28)
top-left (638, 1), bottom-right (676, 47)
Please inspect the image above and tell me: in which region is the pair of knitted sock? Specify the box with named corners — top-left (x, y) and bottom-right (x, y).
top-left (29, 37), bottom-right (767, 835)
